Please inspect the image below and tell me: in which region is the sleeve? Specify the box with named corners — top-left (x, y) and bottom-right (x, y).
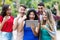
top-left (48, 24), bottom-right (57, 38)
top-left (0, 16), bottom-right (3, 22)
top-left (53, 15), bottom-right (60, 21)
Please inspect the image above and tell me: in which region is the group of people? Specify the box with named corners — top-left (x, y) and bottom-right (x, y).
top-left (0, 2), bottom-right (60, 40)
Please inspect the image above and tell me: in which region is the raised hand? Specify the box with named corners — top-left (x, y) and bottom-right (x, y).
top-left (22, 15), bottom-right (27, 21)
top-left (3, 16), bottom-right (10, 23)
top-left (54, 3), bottom-right (59, 10)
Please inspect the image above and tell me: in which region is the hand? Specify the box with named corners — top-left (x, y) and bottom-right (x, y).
top-left (17, 14), bottom-right (21, 19)
top-left (31, 23), bottom-right (35, 29)
top-left (54, 3), bottom-right (59, 10)
top-left (3, 16), bottom-right (9, 23)
top-left (41, 25), bottom-right (48, 29)
top-left (22, 15), bottom-right (27, 21)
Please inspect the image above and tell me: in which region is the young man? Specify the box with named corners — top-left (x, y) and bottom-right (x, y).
top-left (37, 2), bottom-right (60, 21)
top-left (13, 4), bottom-right (27, 40)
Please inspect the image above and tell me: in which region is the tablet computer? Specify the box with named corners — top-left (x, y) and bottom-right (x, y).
top-left (26, 20), bottom-right (38, 27)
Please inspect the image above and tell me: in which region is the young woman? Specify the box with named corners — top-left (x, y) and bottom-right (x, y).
top-left (0, 5), bottom-right (14, 40)
top-left (40, 11), bottom-right (56, 40)
top-left (19, 9), bottom-right (39, 40)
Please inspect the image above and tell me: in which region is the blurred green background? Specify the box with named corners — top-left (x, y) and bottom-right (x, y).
top-left (0, 0), bottom-right (60, 16)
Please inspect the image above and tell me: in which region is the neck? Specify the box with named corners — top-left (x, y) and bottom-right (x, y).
top-left (30, 18), bottom-right (34, 20)
top-left (19, 13), bottom-right (24, 17)
top-left (43, 20), bottom-right (47, 25)
top-left (6, 15), bottom-right (9, 16)
top-left (38, 11), bottom-right (43, 15)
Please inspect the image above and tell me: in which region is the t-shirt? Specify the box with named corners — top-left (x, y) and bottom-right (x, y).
top-left (13, 17), bottom-right (25, 40)
top-left (0, 16), bottom-right (14, 32)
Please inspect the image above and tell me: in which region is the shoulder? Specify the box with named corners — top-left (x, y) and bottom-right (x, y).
top-left (10, 16), bottom-right (14, 19)
top-left (0, 16), bottom-right (3, 18)
top-left (0, 16), bottom-right (3, 19)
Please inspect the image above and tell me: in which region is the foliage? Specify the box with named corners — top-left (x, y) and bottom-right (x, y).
top-left (0, 0), bottom-right (60, 16)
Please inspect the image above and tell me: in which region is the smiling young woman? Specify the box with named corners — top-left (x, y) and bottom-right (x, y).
top-left (0, 4), bottom-right (14, 40)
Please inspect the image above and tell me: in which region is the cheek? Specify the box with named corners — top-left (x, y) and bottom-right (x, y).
top-left (6, 11), bottom-right (11, 15)
top-left (29, 15), bottom-right (35, 18)
top-left (7, 10), bottom-right (11, 13)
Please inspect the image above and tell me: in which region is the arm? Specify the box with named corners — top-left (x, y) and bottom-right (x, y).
top-left (56, 9), bottom-right (60, 16)
top-left (13, 18), bottom-right (18, 30)
top-left (17, 15), bottom-right (26, 32)
top-left (0, 16), bottom-right (8, 30)
top-left (13, 14), bottom-right (22, 30)
top-left (31, 23), bottom-right (39, 36)
top-left (17, 20), bottom-right (24, 32)
top-left (53, 3), bottom-right (60, 21)
top-left (53, 15), bottom-right (60, 21)
top-left (54, 3), bottom-right (60, 16)
top-left (0, 21), bottom-right (5, 30)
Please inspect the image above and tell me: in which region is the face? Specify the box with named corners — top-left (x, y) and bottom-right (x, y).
top-left (29, 12), bottom-right (35, 20)
top-left (19, 7), bottom-right (26, 16)
top-left (6, 6), bottom-right (11, 16)
top-left (38, 6), bottom-right (44, 12)
top-left (43, 12), bottom-right (48, 20)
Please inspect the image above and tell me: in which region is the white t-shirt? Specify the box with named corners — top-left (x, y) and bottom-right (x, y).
top-left (39, 15), bottom-right (43, 21)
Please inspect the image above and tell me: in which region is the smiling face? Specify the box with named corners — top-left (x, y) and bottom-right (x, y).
top-left (42, 12), bottom-right (48, 21)
top-left (29, 12), bottom-right (35, 20)
top-left (19, 7), bottom-right (26, 14)
top-left (38, 6), bottom-right (44, 12)
top-left (18, 6), bottom-right (26, 17)
top-left (6, 6), bottom-right (11, 16)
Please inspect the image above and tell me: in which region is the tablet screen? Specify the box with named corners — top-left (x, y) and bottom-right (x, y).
top-left (26, 20), bottom-right (38, 27)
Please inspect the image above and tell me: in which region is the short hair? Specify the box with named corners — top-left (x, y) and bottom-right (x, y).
top-left (38, 2), bottom-right (45, 7)
top-left (20, 4), bottom-right (27, 9)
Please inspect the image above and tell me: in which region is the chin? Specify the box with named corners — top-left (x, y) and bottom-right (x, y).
top-left (43, 19), bottom-right (47, 20)
top-left (7, 14), bottom-right (11, 16)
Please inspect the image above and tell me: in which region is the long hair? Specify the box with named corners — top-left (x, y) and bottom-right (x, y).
top-left (41, 10), bottom-right (55, 31)
top-left (1, 4), bottom-right (9, 17)
top-left (26, 9), bottom-right (38, 20)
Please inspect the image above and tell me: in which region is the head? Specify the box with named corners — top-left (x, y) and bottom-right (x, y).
top-left (38, 2), bottom-right (45, 12)
top-left (42, 10), bottom-right (55, 25)
top-left (19, 4), bottom-right (26, 16)
top-left (42, 12), bottom-right (47, 21)
top-left (26, 9), bottom-right (38, 20)
top-left (1, 4), bottom-right (11, 17)
top-left (43, 10), bottom-right (53, 21)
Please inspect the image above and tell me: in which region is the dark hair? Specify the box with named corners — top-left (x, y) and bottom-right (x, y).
top-left (38, 2), bottom-right (45, 7)
top-left (26, 9), bottom-right (38, 20)
top-left (20, 4), bottom-right (27, 9)
top-left (1, 4), bottom-right (9, 17)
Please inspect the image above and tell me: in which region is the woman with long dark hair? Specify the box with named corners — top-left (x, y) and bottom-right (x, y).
top-left (0, 4), bottom-right (14, 40)
top-left (18, 9), bottom-right (39, 40)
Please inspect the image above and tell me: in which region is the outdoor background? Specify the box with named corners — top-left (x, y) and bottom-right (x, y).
top-left (0, 0), bottom-right (60, 16)
top-left (0, 0), bottom-right (60, 40)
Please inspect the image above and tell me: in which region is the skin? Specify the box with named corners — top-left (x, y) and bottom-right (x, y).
top-left (13, 6), bottom-right (26, 31)
top-left (38, 6), bottom-right (45, 14)
top-left (0, 6), bottom-right (11, 30)
top-left (18, 12), bottom-right (39, 36)
top-left (42, 12), bottom-right (56, 39)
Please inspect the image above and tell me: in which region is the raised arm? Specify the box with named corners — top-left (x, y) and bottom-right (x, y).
top-left (31, 23), bottom-right (40, 36)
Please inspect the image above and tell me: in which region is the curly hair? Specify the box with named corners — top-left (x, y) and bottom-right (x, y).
top-left (26, 9), bottom-right (38, 20)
